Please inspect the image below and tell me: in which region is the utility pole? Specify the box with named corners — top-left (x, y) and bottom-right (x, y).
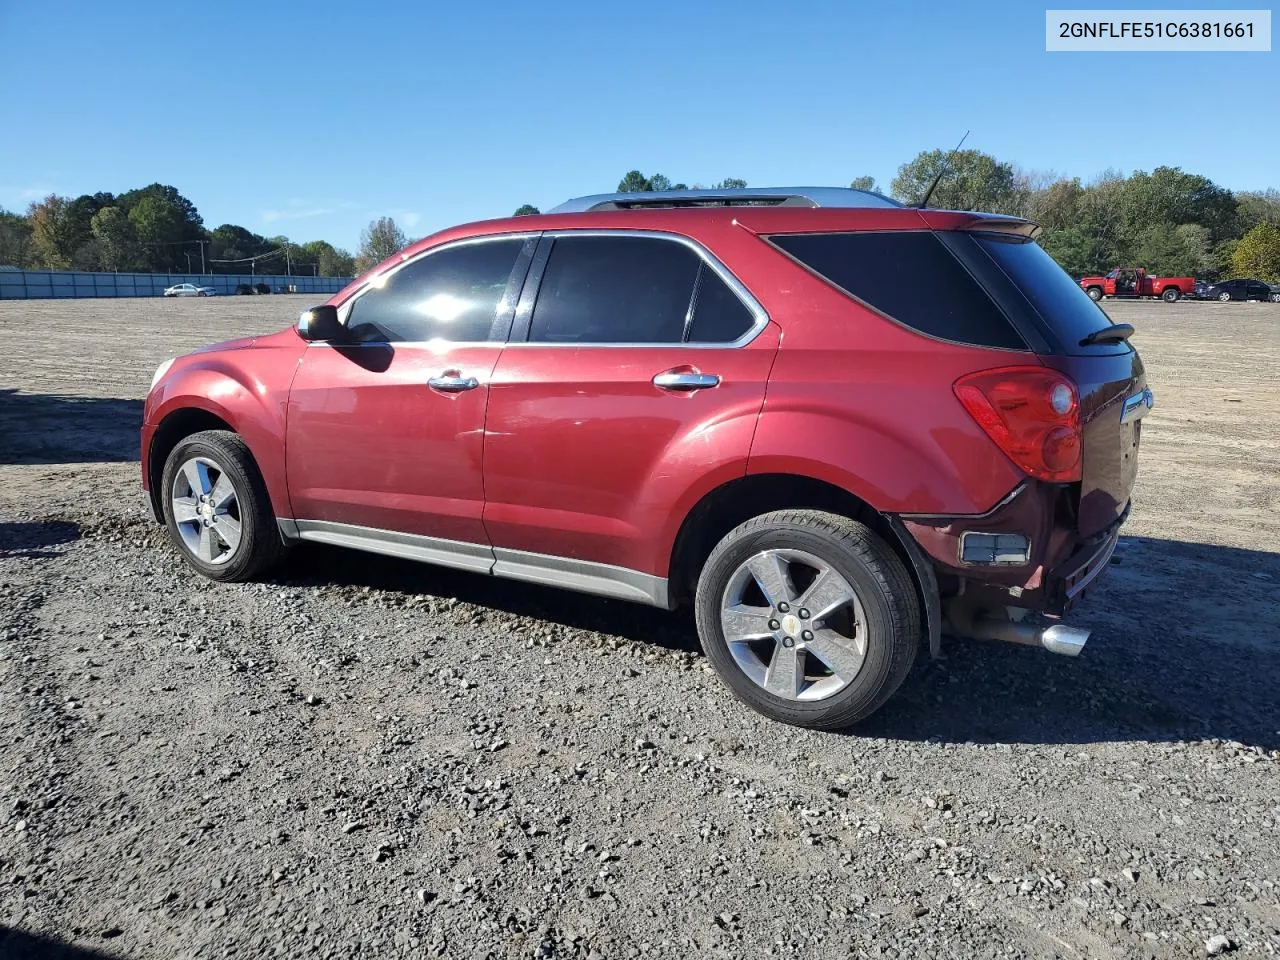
top-left (284, 244), bottom-right (291, 276)
top-left (199, 240), bottom-right (207, 275)
top-left (185, 251), bottom-right (192, 272)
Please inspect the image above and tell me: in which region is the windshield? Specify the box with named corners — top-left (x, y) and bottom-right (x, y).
top-left (976, 235), bottom-right (1129, 355)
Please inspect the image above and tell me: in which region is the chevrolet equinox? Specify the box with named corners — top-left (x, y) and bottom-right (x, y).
top-left (142, 187), bottom-right (1150, 729)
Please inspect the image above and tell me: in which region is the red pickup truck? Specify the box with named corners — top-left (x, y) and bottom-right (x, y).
top-left (1079, 267), bottom-right (1195, 303)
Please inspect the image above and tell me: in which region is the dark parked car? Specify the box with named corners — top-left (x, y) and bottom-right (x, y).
top-left (141, 186), bottom-right (1150, 729)
top-left (1194, 278), bottom-right (1280, 302)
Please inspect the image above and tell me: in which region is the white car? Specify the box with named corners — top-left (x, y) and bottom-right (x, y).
top-left (163, 283), bottom-right (216, 297)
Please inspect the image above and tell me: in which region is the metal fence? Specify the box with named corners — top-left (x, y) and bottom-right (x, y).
top-left (0, 270), bottom-right (352, 300)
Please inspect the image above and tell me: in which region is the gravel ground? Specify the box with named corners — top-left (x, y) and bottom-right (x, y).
top-left (1, 295), bottom-right (1278, 960)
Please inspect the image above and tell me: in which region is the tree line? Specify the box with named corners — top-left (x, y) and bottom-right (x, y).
top-left (0, 184), bottom-right (357, 277)
top-left (511, 160), bottom-right (1280, 282)
top-left (7, 155), bottom-right (1278, 282)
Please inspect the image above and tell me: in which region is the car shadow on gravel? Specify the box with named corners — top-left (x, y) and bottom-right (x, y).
top-left (864, 536), bottom-right (1280, 751)
top-left (0, 389), bottom-right (142, 465)
top-left (0, 927), bottom-right (121, 960)
top-left (278, 535), bottom-right (1279, 751)
top-left (277, 543), bottom-right (702, 655)
top-left (0, 520), bottom-right (82, 559)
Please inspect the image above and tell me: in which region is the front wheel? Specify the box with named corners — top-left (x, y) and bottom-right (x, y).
top-left (1269, 292), bottom-right (1280, 303)
top-left (694, 510), bottom-right (920, 730)
top-left (160, 430), bottom-right (284, 582)
top-left (1085, 287), bottom-right (1104, 301)
top-left (1218, 291), bottom-right (1232, 302)
top-left (1162, 288), bottom-right (1180, 302)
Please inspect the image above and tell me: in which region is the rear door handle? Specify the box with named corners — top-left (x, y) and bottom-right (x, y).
top-left (427, 372), bottom-right (480, 393)
top-left (652, 371), bottom-right (721, 391)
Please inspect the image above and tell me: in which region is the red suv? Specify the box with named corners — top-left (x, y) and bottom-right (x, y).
top-left (142, 187), bottom-right (1150, 729)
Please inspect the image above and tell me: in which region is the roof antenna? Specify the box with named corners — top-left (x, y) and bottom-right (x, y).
top-left (918, 130), bottom-right (970, 209)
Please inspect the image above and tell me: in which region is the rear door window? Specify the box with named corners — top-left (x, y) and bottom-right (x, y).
top-left (768, 231), bottom-right (1027, 350)
top-left (529, 236), bottom-right (700, 344)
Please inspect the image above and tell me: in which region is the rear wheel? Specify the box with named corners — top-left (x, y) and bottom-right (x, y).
top-left (1270, 292), bottom-right (1280, 303)
top-left (1162, 287), bottom-right (1180, 302)
top-left (161, 430), bottom-right (283, 582)
top-left (1218, 291), bottom-right (1232, 302)
top-left (693, 510), bottom-right (919, 730)
top-left (1086, 286), bottom-right (1104, 301)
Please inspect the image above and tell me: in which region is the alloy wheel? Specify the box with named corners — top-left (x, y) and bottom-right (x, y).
top-left (170, 456), bottom-right (243, 564)
top-left (719, 549), bottom-right (867, 701)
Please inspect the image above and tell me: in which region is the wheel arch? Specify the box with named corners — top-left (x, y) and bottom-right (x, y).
top-left (666, 472), bottom-right (939, 655)
top-left (146, 407), bottom-right (237, 521)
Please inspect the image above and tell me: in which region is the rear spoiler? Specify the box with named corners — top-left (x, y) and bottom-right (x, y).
top-left (919, 211), bottom-right (1040, 239)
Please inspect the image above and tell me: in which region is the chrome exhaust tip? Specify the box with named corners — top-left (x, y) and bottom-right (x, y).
top-left (1038, 624), bottom-right (1089, 657)
top-left (963, 616), bottom-right (1091, 657)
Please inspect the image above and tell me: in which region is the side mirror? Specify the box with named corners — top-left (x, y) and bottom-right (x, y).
top-left (297, 305), bottom-right (345, 342)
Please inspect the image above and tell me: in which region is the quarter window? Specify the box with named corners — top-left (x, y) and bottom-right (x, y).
top-left (769, 231), bottom-right (1026, 350)
top-left (688, 265), bottom-right (756, 343)
top-left (346, 239), bottom-right (524, 343)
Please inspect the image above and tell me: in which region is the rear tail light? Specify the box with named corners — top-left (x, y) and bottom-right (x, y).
top-left (953, 366), bottom-right (1082, 482)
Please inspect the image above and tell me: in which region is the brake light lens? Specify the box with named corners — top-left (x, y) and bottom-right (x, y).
top-left (953, 366), bottom-right (1082, 482)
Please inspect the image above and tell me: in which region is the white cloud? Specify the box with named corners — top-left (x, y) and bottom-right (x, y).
top-left (261, 206), bottom-right (336, 222)
top-left (260, 199), bottom-right (358, 223)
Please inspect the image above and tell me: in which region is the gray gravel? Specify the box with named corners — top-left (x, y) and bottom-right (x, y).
top-left (1, 296), bottom-right (1279, 959)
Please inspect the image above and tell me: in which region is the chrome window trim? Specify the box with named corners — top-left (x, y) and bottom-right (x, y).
top-left (508, 229), bottom-right (770, 350)
top-left (277, 518), bottom-right (671, 609)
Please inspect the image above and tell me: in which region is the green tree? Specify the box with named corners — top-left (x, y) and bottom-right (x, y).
top-left (299, 240), bottom-right (355, 277)
top-left (1128, 223), bottom-right (1204, 277)
top-left (209, 224), bottom-right (272, 267)
top-left (1231, 222), bottom-right (1280, 283)
top-left (90, 206), bottom-right (144, 271)
top-left (1039, 226), bottom-right (1104, 278)
top-left (891, 149), bottom-right (1017, 211)
top-left (617, 170), bottom-right (651, 193)
top-left (1236, 190), bottom-right (1280, 232)
top-left (513, 204), bottom-right (540, 216)
top-left (27, 195), bottom-right (77, 268)
top-left (118, 184), bottom-right (205, 270)
top-left (647, 174), bottom-right (672, 192)
top-left (1120, 167), bottom-right (1237, 245)
top-left (356, 216), bottom-right (408, 272)
top-left (849, 176), bottom-right (878, 192)
top-left (711, 178), bottom-right (747, 190)
top-left (129, 195), bottom-right (189, 269)
top-left (0, 209), bottom-right (34, 267)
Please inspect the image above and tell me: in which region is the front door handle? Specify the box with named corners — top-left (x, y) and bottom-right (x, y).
top-left (652, 371), bottom-right (721, 391)
top-left (427, 371), bottom-right (480, 392)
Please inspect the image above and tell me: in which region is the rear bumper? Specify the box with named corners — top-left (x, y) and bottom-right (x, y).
top-left (899, 482), bottom-right (1129, 617)
top-left (1044, 506), bottom-right (1126, 612)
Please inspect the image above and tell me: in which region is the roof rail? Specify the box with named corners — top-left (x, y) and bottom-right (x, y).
top-left (548, 186), bottom-right (903, 214)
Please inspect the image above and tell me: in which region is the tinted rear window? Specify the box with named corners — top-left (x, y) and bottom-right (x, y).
top-left (975, 235), bottom-right (1124, 353)
top-left (769, 231), bottom-right (1026, 350)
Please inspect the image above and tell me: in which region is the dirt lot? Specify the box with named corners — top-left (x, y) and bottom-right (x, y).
top-left (1, 295), bottom-right (1278, 960)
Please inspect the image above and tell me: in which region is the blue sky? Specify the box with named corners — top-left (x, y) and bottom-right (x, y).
top-left (0, 0), bottom-right (1275, 250)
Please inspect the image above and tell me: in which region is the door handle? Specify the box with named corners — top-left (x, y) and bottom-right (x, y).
top-left (427, 372), bottom-right (480, 392)
top-left (652, 371), bottom-right (721, 391)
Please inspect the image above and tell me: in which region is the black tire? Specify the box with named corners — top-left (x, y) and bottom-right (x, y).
top-left (160, 429), bottom-right (284, 582)
top-left (693, 510), bottom-right (920, 730)
top-left (1086, 286), bottom-right (1104, 301)
top-left (1270, 292), bottom-right (1280, 303)
top-left (1162, 287), bottom-right (1180, 302)
top-left (1218, 291), bottom-right (1232, 302)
